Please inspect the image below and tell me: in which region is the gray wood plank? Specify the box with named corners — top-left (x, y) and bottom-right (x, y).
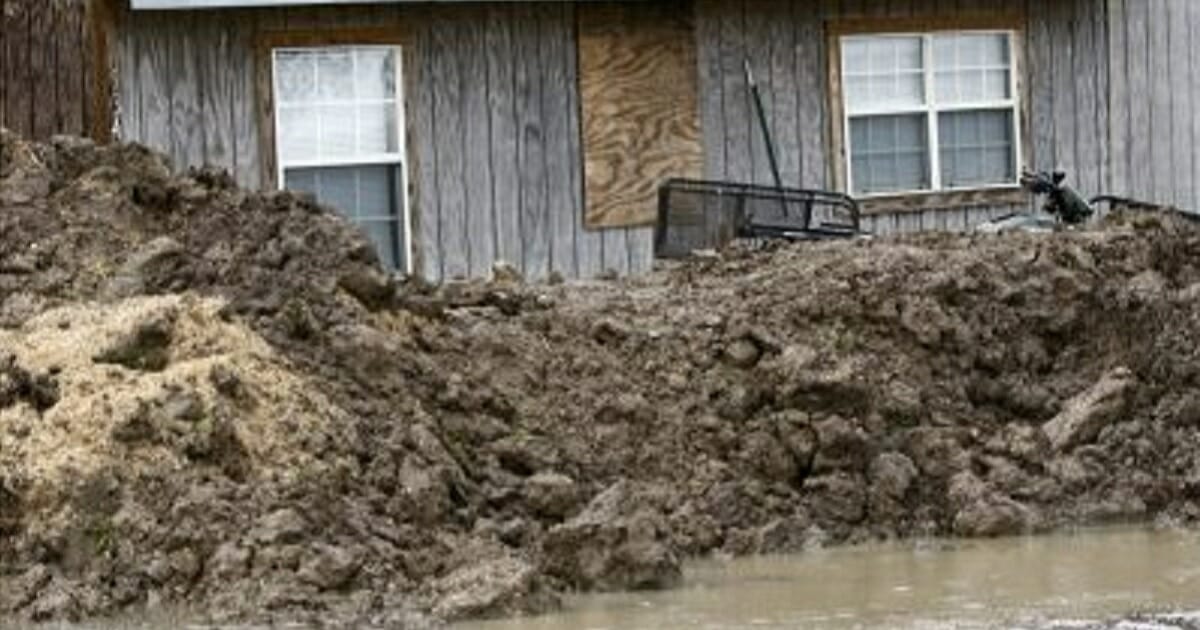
top-left (945, 208), bottom-right (967, 232)
top-left (933, 207), bottom-right (949, 232)
top-left (486, 3), bottom-right (522, 273)
top-left (744, 0), bottom-right (772, 186)
top-left (696, 0), bottom-right (729, 248)
top-left (31, 0), bottom-right (57, 139)
top-left (769, 0), bottom-right (800, 187)
top-left (720, 0), bottom-right (751, 184)
top-left (169, 12), bottom-right (204, 170)
top-left (1049, 1), bottom-right (1076, 183)
top-left (1092, 0), bottom-right (1110, 199)
top-left (696, 0), bottom-right (726, 181)
top-left (1148, 0), bottom-right (1171, 202)
top-left (1191, 0), bottom-right (1200, 211)
top-left (874, 213), bottom-right (894, 236)
top-left (1072, 0), bottom-right (1099, 199)
top-left (230, 11), bottom-right (260, 189)
top-left (432, 12), bottom-right (469, 280)
top-left (199, 16), bottom-right (234, 172)
top-left (514, 3), bottom-right (550, 280)
top-left (1107, 0), bottom-right (1128, 196)
top-left (116, 11), bottom-right (141, 142)
top-left (539, 3), bottom-right (576, 278)
top-left (602, 225), bottom-right (630, 276)
top-left (627, 227), bottom-right (655, 275)
top-left (1126, 0), bottom-right (1152, 201)
top-left (922, 210), bottom-right (941, 232)
top-left (1028, 0), bottom-right (1055, 174)
top-left (413, 7), bottom-right (442, 283)
top-left (797, 5), bottom-right (827, 189)
top-left (139, 12), bottom-right (172, 163)
top-left (564, 4), bottom-right (604, 278)
top-left (1169, 0), bottom-right (1192, 209)
top-left (462, 9), bottom-right (497, 278)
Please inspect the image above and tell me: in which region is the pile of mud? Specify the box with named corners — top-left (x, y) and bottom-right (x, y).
top-left (3, 130), bottom-right (1200, 627)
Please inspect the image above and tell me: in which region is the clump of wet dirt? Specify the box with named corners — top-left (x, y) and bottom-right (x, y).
top-left (3, 129), bottom-right (1200, 627)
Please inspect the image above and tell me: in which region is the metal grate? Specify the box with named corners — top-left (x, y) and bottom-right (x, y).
top-left (654, 178), bottom-right (862, 258)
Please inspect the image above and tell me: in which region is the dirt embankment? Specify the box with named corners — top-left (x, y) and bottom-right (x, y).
top-left (2, 131), bottom-right (1200, 627)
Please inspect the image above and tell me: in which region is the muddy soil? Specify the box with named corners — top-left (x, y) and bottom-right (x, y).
top-left (3, 131), bottom-right (1200, 627)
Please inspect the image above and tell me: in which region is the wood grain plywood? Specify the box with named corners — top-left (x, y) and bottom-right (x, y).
top-left (579, 1), bottom-right (702, 229)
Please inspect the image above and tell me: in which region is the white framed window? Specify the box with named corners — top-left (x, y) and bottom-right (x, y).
top-left (272, 45), bottom-right (410, 271)
top-left (841, 30), bottom-right (1021, 197)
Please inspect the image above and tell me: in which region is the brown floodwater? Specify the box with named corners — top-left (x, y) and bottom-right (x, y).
top-left (457, 526), bottom-right (1200, 630)
top-left (11, 526), bottom-right (1199, 630)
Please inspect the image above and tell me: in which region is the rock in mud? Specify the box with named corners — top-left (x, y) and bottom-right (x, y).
top-left (252, 508), bottom-right (310, 546)
top-left (869, 452), bottom-right (918, 499)
top-left (432, 549), bottom-right (558, 621)
top-left (1043, 367), bottom-right (1136, 451)
top-left (105, 236), bottom-right (185, 298)
top-left (723, 338), bottom-right (762, 368)
top-left (948, 471), bottom-right (1037, 537)
top-left (522, 472), bottom-right (582, 520)
top-left (541, 481), bottom-right (682, 592)
top-left (953, 496), bottom-right (1036, 537)
top-left (92, 308), bottom-right (176, 371)
top-left (0, 354), bottom-right (59, 412)
top-left (338, 265), bottom-right (395, 310)
top-left (297, 543), bottom-right (362, 591)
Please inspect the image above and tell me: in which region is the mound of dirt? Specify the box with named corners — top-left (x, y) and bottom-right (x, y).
top-left (3, 130), bottom-right (1200, 627)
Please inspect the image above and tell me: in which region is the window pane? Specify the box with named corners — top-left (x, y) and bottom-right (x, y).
top-left (843, 35), bottom-right (925, 112)
top-left (849, 114), bottom-right (930, 194)
top-left (356, 49), bottom-right (396, 100)
top-left (284, 164), bottom-right (404, 269)
top-left (316, 50), bottom-right (355, 100)
top-left (278, 106), bottom-right (318, 163)
top-left (276, 52), bottom-right (316, 104)
top-left (938, 109), bottom-right (1015, 188)
top-left (932, 33), bottom-right (1011, 104)
top-left (358, 104), bottom-right (398, 155)
top-left (844, 39), bottom-right (869, 74)
top-left (357, 165), bottom-right (396, 219)
top-left (933, 33), bottom-right (1010, 70)
top-left (360, 220), bottom-right (402, 270)
top-left (318, 104), bottom-right (358, 159)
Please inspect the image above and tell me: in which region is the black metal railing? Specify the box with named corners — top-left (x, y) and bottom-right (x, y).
top-left (654, 178), bottom-right (862, 258)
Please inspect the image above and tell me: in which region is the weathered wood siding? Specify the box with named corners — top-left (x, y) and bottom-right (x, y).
top-left (694, 0), bottom-right (1112, 234)
top-left (1107, 0), bottom-right (1200, 211)
top-left (114, 3), bottom-right (652, 283)
top-left (1, 0), bottom-right (107, 141)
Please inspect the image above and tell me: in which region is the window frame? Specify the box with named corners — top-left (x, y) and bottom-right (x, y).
top-left (257, 28), bottom-right (416, 274)
top-left (827, 16), bottom-right (1030, 213)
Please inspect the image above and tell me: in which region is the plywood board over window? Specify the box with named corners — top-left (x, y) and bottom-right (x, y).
top-left (579, 1), bottom-right (702, 229)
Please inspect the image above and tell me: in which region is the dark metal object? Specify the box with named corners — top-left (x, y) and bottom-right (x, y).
top-left (1019, 169), bottom-right (1093, 224)
top-left (654, 178), bottom-right (862, 258)
top-left (745, 60), bottom-right (785, 194)
top-left (1090, 194), bottom-right (1200, 223)
top-left (980, 170), bottom-right (1196, 233)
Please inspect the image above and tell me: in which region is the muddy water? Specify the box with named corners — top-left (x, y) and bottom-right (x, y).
top-left (459, 527), bottom-right (1200, 630)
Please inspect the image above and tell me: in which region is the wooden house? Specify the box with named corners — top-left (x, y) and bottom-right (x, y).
top-left (99, 0), bottom-right (1200, 281)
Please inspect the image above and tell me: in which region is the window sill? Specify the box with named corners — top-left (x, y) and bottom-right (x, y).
top-left (856, 186), bottom-right (1026, 215)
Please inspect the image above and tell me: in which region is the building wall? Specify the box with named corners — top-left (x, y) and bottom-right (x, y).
top-left (113, 3), bottom-right (653, 283)
top-left (694, 0), bottom-right (1119, 236)
top-left (1107, 0), bottom-right (1200, 211)
top-left (112, 0), bottom-right (1200, 281)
